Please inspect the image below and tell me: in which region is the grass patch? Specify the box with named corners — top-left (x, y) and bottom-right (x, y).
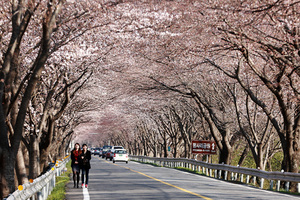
top-left (276, 189), bottom-right (300, 197)
top-left (47, 161), bottom-right (72, 200)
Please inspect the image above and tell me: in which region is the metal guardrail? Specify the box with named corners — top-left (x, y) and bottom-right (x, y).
top-left (129, 155), bottom-right (300, 192)
top-left (4, 156), bottom-right (70, 200)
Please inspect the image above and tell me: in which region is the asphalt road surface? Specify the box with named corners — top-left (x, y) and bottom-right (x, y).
top-left (65, 156), bottom-right (300, 200)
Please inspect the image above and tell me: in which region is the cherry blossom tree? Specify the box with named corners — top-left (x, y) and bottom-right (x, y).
top-left (0, 0), bottom-right (121, 197)
top-left (204, 0), bottom-right (299, 176)
top-left (1, 0), bottom-right (298, 196)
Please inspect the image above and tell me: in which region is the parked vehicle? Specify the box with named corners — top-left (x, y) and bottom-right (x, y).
top-left (113, 149), bottom-right (128, 163)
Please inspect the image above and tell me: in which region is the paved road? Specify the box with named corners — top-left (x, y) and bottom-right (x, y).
top-left (65, 156), bottom-right (300, 200)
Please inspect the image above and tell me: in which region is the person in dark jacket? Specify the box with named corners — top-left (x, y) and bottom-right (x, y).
top-left (71, 143), bottom-right (82, 188)
top-left (80, 144), bottom-right (91, 188)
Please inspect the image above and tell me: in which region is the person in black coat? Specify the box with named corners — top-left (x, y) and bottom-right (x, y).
top-left (71, 143), bottom-right (82, 188)
top-left (80, 144), bottom-right (91, 188)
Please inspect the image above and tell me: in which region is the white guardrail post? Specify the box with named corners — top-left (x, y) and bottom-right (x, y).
top-left (129, 155), bottom-right (300, 193)
top-left (4, 156), bottom-right (70, 200)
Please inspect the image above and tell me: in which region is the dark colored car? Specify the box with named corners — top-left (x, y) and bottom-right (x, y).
top-left (105, 149), bottom-right (113, 160)
top-left (101, 145), bottom-right (112, 158)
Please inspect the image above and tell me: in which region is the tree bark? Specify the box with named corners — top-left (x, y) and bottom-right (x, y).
top-left (237, 145), bottom-right (249, 167)
top-left (192, 91), bottom-right (233, 164)
top-left (40, 117), bottom-right (55, 173)
top-left (29, 134), bottom-right (40, 179)
top-left (15, 146), bottom-right (28, 185)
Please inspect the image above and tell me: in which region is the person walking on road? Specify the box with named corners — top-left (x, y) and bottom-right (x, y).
top-left (80, 144), bottom-right (91, 188)
top-left (71, 143), bottom-right (82, 188)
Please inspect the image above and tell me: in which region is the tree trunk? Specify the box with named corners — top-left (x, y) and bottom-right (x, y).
top-left (173, 142), bottom-right (177, 158)
top-left (288, 116), bottom-right (300, 192)
top-left (183, 141), bottom-right (188, 158)
top-left (256, 143), bottom-right (264, 170)
top-left (143, 140), bottom-right (147, 156)
top-left (0, 152), bottom-right (2, 199)
top-left (237, 145), bottom-right (249, 166)
top-left (40, 118), bottom-right (55, 173)
top-left (191, 91), bottom-right (234, 165)
top-left (163, 140), bottom-right (168, 158)
top-left (15, 146), bottom-right (28, 185)
top-left (2, 150), bottom-right (15, 198)
top-left (0, 76), bottom-right (13, 198)
top-left (153, 144), bottom-right (157, 157)
top-left (134, 139), bottom-right (137, 155)
top-left (219, 140), bottom-right (231, 164)
top-left (29, 134), bottom-right (40, 179)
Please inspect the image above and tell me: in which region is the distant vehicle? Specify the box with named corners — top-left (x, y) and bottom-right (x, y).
top-left (112, 146), bottom-right (124, 151)
top-left (99, 149), bottom-right (103, 157)
top-left (102, 145), bottom-right (112, 158)
top-left (102, 150), bottom-right (107, 158)
top-left (113, 149), bottom-right (128, 163)
top-left (90, 148), bottom-right (95, 154)
top-left (106, 149), bottom-right (113, 160)
top-left (108, 146), bottom-right (124, 160)
top-left (94, 147), bottom-right (101, 155)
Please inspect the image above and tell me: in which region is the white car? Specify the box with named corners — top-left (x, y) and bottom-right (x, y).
top-left (109, 146), bottom-right (124, 160)
top-left (111, 146), bottom-right (124, 151)
top-left (90, 148), bottom-right (95, 154)
top-left (112, 149), bottom-right (128, 163)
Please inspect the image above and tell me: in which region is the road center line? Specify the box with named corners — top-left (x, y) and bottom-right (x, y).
top-left (122, 166), bottom-right (213, 200)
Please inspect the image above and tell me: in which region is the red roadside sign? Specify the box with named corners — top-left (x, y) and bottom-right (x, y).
top-left (192, 140), bottom-right (217, 154)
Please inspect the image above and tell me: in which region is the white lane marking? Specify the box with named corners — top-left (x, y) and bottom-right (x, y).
top-left (83, 188), bottom-right (90, 200)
